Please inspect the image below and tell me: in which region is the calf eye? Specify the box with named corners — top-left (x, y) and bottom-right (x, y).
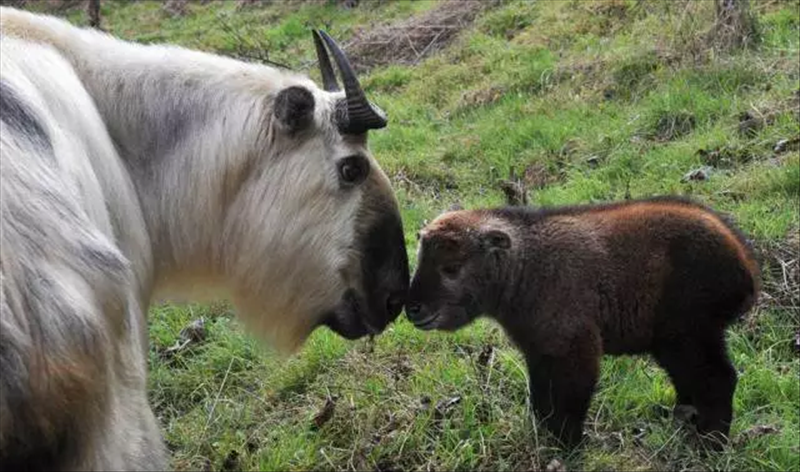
top-left (441, 264), bottom-right (460, 277)
top-left (338, 155), bottom-right (369, 186)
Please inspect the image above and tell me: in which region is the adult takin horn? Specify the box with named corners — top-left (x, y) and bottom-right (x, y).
top-left (313, 29), bottom-right (388, 135)
top-left (312, 30), bottom-right (339, 92)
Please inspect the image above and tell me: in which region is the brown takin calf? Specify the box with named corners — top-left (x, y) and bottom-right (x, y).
top-left (406, 196), bottom-right (760, 449)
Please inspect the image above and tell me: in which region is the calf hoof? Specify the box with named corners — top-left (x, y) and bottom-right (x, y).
top-left (553, 430), bottom-right (588, 450)
top-left (673, 404), bottom-right (698, 425)
top-left (697, 429), bottom-right (729, 452)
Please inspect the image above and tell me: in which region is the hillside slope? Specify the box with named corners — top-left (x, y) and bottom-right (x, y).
top-left (14, 1), bottom-right (800, 470)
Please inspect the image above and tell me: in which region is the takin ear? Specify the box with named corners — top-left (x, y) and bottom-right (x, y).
top-left (482, 229), bottom-right (511, 251)
top-left (273, 86), bottom-right (315, 135)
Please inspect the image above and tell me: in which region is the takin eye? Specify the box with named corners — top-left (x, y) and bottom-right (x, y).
top-left (337, 155), bottom-right (370, 186)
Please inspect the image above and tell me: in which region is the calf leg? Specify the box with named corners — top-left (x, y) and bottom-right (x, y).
top-left (525, 329), bottom-right (601, 448)
top-left (653, 353), bottom-right (695, 418)
top-left (675, 391), bottom-right (694, 408)
top-left (654, 330), bottom-right (737, 448)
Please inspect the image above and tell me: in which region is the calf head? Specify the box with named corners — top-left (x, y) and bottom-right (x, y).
top-left (406, 210), bottom-right (514, 331)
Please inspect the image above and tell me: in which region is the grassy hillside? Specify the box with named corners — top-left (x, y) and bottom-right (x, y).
top-left (21, 1), bottom-right (800, 470)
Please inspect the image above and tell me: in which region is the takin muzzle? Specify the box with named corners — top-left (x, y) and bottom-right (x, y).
top-left (323, 191), bottom-right (409, 339)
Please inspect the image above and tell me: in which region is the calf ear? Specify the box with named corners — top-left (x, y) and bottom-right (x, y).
top-left (430, 233), bottom-right (460, 252)
top-left (483, 229), bottom-right (511, 250)
top-left (274, 86), bottom-right (315, 134)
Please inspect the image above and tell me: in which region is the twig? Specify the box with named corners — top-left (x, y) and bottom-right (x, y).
top-left (414, 31), bottom-right (444, 64)
top-left (197, 357), bottom-right (235, 450)
top-left (647, 425), bottom-right (684, 462)
top-left (404, 32), bottom-right (420, 58)
top-left (319, 447), bottom-right (336, 470)
top-left (215, 13), bottom-right (290, 69)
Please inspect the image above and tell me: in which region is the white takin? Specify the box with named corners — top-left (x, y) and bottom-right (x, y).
top-left (0, 7), bottom-right (409, 470)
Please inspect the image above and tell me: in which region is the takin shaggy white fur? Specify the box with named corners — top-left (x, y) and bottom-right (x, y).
top-left (0, 7), bottom-right (408, 470)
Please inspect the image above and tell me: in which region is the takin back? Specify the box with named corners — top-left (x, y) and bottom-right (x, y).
top-left (406, 196), bottom-right (760, 449)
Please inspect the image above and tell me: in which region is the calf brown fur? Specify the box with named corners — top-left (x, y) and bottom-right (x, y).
top-left (406, 196), bottom-right (759, 448)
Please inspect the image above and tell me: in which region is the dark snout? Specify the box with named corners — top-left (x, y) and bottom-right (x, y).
top-left (406, 269), bottom-right (472, 331)
top-left (405, 296), bottom-right (468, 331)
top-left (362, 211), bottom-right (410, 329)
top-left (404, 301), bottom-right (435, 330)
top-left (405, 277), bottom-right (436, 329)
top-left (324, 210), bottom-right (409, 339)
top-left (405, 302), bottom-right (422, 320)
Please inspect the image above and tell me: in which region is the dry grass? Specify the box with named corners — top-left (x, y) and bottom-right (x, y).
top-left (757, 226), bottom-right (800, 314)
top-left (652, 0), bottom-right (762, 64)
top-left (709, 0), bottom-right (761, 51)
top-left (344, 0), bottom-right (500, 72)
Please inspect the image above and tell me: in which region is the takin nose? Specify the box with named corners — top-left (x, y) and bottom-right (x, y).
top-left (362, 210), bottom-right (409, 327)
top-left (385, 290), bottom-right (406, 320)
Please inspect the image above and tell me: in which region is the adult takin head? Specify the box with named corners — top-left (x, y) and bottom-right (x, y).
top-left (407, 197), bottom-right (759, 449)
top-left (219, 29), bottom-right (410, 348)
top-left (1, 7), bottom-right (407, 469)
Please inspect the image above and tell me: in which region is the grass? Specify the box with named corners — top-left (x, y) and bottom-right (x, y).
top-left (24, 0), bottom-right (800, 470)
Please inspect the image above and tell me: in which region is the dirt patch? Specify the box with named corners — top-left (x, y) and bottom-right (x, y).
top-left (390, 355), bottom-right (413, 383)
top-left (220, 450), bottom-right (240, 472)
top-left (311, 395), bottom-right (338, 430)
top-left (707, 0), bottom-right (761, 52)
top-left (735, 424), bottom-right (781, 446)
top-left (163, 0), bottom-right (188, 17)
top-left (737, 110), bottom-right (775, 137)
top-left (551, 50), bottom-right (678, 102)
top-left (578, 0), bottom-right (635, 37)
top-left (523, 162), bottom-right (564, 190)
top-left (6, 0), bottom-right (83, 11)
top-left (392, 166), bottom-right (459, 195)
top-left (774, 136), bottom-right (800, 154)
top-left (433, 395), bottom-right (462, 422)
top-left (554, 59), bottom-right (606, 86)
top-left (738, 89), bottom-right (800, 137)
top-left (457, 85), bottom-right (508, 111)
top-left (345, 0), bottom-right (499, 72)
top-left (498, 167), bottom-right (529, 206)
top-left (648, 111), bottom-right (697, 141)
top-left (697, 145), bottom-right (756, 168)
top-left (756, 227), bottom-right (800, 314)
top-left (158, 317), bottom-right (208, 360)
top-left (238, 0), bottom-right (354, 6)
top-left (681, 166), bottom-right (712, 183)
top-left (608, 52), bottom-right (663, 99)
top-left (481, 5), bottom-right (534, 40)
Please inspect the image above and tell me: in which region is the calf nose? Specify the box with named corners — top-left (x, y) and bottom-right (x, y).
top-left (405, 302), bottom-right (421, 320)
top-left (386, 291), bottom-right (406, 320)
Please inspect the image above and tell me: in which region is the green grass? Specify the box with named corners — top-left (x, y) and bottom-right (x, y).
top-left (28, 0), bottom-right (800, 470)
